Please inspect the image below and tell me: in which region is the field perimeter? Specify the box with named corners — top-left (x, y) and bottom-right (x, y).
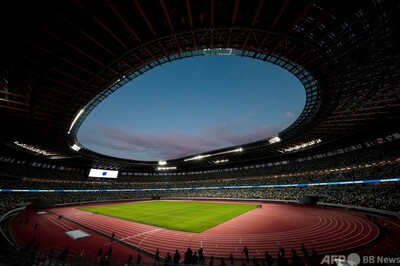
top-left (79, 200), bottom-right (256, 233)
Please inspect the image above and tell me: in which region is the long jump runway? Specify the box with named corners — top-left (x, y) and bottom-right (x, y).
top-left (11, 201), bottom-right (380, 260)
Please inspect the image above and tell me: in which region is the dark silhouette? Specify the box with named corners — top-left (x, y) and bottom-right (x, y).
top-left (192, 251), bottom-right (199, 265)
top-left (242, 246), bottom-right (249, 263)
top-left (164, 252), bottom-right (172, 266)
top-left (229, 253), bottom-right (235, 265)
top-left (127, 254), bottom-right (134, 266)
top-left (173, 249), bottom-right (181, 265)
top-left (277, 253), bottom-right (289, 266)
top-left (209, 256), bottom-right (214, 266)
top-left (100, 254), bottom-right (110, 266)
top-left (220, 257), bottom-right (226, 266)
top-left (97, 247), bottom-right (103, 262)
top-left (198, 248), bottom-right (206, 264)
top-left (300, 243), bottom-right (310, 265)
top-left (264, 251), bottom-right (274, 266)
top-left (278, 246), bottom-right (285, 258)
top-left (253, 256), bottom-right (260, 266)
top-left (309, 248), bottom-right (319, 266)
top-left (155, 248), bottom-right (160, 264)
top-left (184, 247), bottom-right (193, 265)
top-left (290, 249), bottom-right (304, 266)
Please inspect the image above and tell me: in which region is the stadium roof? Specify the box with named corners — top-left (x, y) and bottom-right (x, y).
top-left (0, 0), bottom-right (399, 172)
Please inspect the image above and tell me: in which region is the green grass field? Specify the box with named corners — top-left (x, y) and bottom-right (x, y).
top-left (79, 200), bottom-right (256, 233)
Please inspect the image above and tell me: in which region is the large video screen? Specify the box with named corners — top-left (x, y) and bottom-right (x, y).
top-left (88, 168), bottom-right (118, 179)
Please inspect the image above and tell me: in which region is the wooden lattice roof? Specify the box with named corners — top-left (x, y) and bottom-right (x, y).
top-left (1, 0), bottom-right (399, 171)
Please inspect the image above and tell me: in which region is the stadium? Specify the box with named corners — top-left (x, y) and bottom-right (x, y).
top-left (0, 0), bottom-right (399, 265)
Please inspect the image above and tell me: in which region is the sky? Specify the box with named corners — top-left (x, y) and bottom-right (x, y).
top-left (77, 55), bottom-right (305, 161)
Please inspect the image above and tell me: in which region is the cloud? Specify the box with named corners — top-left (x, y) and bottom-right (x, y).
top-left (80, 124), bottom-right (219, 160)
top-left (78, 121), bottom-right (279, 161)
top-left (203, 122), bottom-right (278, 146)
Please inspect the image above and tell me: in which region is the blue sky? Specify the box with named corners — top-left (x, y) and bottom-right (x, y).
top-left (77, 55), bottom-right (305, 161)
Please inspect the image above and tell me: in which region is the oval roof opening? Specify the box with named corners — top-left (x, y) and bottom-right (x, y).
top-left (77, 55), bottom-right (305, 161)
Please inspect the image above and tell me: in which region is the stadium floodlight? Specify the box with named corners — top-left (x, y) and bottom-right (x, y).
top-left (282, 139), bottom-right (322, 153)
top-left (215, 147), bottom-right (243, 156)
top-left (233, 147), bottom-right (243, 152)
top-left (68, 108), bottom-right (85, 134)
top-left (13, 141), bottom-right (56, 156)
top-left (157, 166), bottom-right (177, 171)
top-left (71, 144), bottom-right (81, 151)
top-left (202, 48), bottom-right (234, 56)
top-left (268, 136), bottom-right (281, 144)
top-left (184, 147), bottom-right (243, 162)
top-left (158, 160), bottom-right (167, 165)
top-left (184, 154), bottom-right (211, 162)
top-left (214, 159), bottom-right (229, 164)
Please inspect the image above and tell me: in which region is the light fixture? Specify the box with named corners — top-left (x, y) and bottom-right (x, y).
top-left (268, 135), bottom-right (281, 144)
top-left (214, 159), bottom-right (229, 164)
top-left (71, 144), bottom-right (81, 151)
top-left (184, 147), bottom-right (243, 162)
top-left (157, 166), bottom-right (177, 171)
top-left (282, 139), bottom-right (322, 153)
top-left (13, 141), bottom-right (56, 156)
top-left (68, 109), bottom-right (85, 134)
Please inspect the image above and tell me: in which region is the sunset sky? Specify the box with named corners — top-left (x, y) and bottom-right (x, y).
top-left (77, 55), bottom-right (305, 161)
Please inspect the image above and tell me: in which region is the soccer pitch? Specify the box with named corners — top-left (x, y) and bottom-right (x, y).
top-left (79, 200), bottom-right (257, 233)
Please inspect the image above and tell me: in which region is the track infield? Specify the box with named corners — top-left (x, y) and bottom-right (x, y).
top-left (78, 200), bottom-right (257, 233)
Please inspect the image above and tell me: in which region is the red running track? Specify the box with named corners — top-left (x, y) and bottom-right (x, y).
top-left (10, 200), bottom-right (380, 261)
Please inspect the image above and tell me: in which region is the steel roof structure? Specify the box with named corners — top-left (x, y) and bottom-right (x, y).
top-left (0, 0), bottom-right (399, 172)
